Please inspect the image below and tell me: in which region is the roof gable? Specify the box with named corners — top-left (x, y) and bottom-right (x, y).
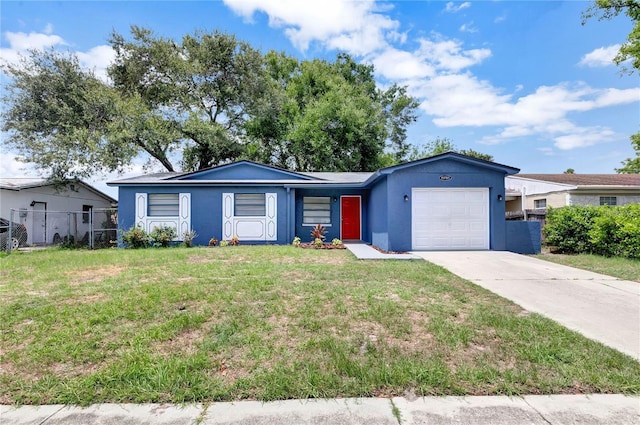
top-left (170, 160), bottom-right (316, 181)
top-left (365, 152), bottom-right (519, 185)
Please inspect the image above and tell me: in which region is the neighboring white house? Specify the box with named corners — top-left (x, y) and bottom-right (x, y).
top-left (0, 178), bottom-right (116, 246)
top-left (505, 174), bottom-right (640, 213)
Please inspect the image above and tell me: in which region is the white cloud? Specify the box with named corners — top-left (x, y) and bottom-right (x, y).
top-left (445, 2), bottom-right (471, 13)
top-left (417, 38), bottom-right (490, 71)
top-left (0, 30), bottom-right (66, 65)
top-left (579, 44), bottom-right (620, 67)
top-left (223, 0), bottom-right (397, 52)
top-left (220, 1), bottom-right (640, 152)
top-left (554, 128), bottom-right (617, 150)
top-left (0, 152), bottom-right (35, 177)
top-left (413, 72), bottom-right (639, 149)
top-left (76, 45), bottom-right (116, 82)
top-left (371, 47), bottom-right (435, 80)
top-left (459, 22), bottom-right (478, 33)
top-left (4, 30), bottom-right (64, 50)
top-left (1, 29), bottom-right (114, 82)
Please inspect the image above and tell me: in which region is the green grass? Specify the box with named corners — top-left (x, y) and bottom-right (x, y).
top-left (534, 252), bottom-right (640, 282)
top-left (1, 246), bottom-right (639, 405)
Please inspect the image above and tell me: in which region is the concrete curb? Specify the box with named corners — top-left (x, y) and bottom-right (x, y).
top-left (2, 395), bottom-right (639, 424)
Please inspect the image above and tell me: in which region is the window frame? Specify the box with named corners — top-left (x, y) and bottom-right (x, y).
top-left (534, 198), bottom-right (547, 209)
top-left (302, 196), bottom-right (332, 226)
top-left (82, 204), bottom-right (92, 224)
top-left (234, 193), bottom-right (266, 217)
top-left (147, 193), bottom-right (180, 217)
top-left (599, 196), bottom-right (617, 206)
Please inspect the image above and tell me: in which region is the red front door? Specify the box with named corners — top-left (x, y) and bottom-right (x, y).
top-left (341, 196), bottom-right (361, 240)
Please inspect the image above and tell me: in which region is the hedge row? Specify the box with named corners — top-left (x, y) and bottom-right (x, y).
top-left (544, 204), bottom-right (640, 259)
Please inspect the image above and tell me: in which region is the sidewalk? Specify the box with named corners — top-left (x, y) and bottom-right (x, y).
top-left (345, 243), bottom-right (420, 260)
top-left (2, 395), bottom-right (639, 424)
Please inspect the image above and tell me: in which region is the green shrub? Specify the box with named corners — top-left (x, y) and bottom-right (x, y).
top-left (590, 204), bottom-right (640, 258)
top-left (544, 206), bottom-right (601, 254)
top-left (121, 226), bottom-right (151, 248)
top-left (150, 225), bottom-right (177, 247)
top-left (544, 204), bottom-right (640, 259)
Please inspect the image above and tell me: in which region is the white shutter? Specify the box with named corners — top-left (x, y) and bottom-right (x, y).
top-left (135, 193), bottom-right (147, 230)
top-left (178, 193), bottom-right (191, 237)
top-left (222, 193), bottom-right (234, 239)
top-left (265, 193), bottom-right (277, 241)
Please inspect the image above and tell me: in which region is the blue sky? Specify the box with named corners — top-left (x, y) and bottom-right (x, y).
top-left (1, 1), bottom-right (639, 198)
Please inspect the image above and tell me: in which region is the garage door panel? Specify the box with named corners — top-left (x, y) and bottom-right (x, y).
top-left (412, 188), bottom-right (489, 250)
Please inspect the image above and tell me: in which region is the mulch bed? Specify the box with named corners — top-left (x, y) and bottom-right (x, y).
top-left (297, 243), bottom-right (345, 249)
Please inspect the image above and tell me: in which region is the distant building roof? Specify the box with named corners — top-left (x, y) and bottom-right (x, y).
top-left (0, 177), bottom-right (117, 203)
top-left (0, 178), bottom-right (49, 189)
top-left (515, 174), bottom-right (640, 187)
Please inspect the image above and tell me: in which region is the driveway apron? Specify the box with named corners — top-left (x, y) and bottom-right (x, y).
top-left (412, 251), bottom-right (640, 361)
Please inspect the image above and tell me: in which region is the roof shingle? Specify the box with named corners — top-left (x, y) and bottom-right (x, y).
top-left (515, 174), bottom-right (640, 186)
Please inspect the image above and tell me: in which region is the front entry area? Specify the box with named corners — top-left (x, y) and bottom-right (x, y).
top-left (340, 196), bottom-right (361, 240)
top-left (411, 188), bottom-right (489, 250)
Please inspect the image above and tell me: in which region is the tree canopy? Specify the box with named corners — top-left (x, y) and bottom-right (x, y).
top-left (583, 0), bottom-right (640, 74)
top-left (1, 50), bottom-right (135, 180)
top-left (583, 1), bottom-right (640, 173)
top-left (108, 26), bottom-right (270, 172)
top-left (1, 27), bottom-right (420, 179)
top-left (616, 133), bottom-right (640, 173)
top-left (406, 138), bottom-right (494, 162)
top-left (245, 52), bottom-right (419, 171)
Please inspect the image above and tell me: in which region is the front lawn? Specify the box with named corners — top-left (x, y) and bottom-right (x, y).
top-left (535, 253), bottom-right (640, 283)
top-left (1, 246), bottom-right (638, 405)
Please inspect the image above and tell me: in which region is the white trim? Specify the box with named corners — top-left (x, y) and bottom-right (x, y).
top-left (135, 192), bottom-right (189, 240)
top-left (222, 192), bottom-right (277, 241)
top-left (340, 195), bottom-right (362, 240)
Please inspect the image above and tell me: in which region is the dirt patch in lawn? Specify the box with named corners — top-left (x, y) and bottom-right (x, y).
top-left (271, 254), bottom-right (349, 266)
top-left (66, 265), bottom-right (125, 285)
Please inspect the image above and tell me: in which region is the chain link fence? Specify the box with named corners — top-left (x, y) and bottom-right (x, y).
top-left (3, 208), bottom-right (118, 252)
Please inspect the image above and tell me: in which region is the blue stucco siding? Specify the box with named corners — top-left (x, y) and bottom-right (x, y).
top-left (294, 189), bottom-right (369, 243)
top-left (506, 221), bottom-right (541, 254)
top-left (367, 179), bottom-right (389, 251)
top-left (384, 159), bottom-right (508, 252)
top-left (118, 185), bottom-right (291, 246)
top-left (177, 162), bottom-right (310, 181)
top-left (114, 155), bottom-right (519, 250)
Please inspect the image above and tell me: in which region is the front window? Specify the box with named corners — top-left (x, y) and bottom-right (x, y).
top-left (600, 196), bottom-right (617, 206)
top-left (235, 193), bottom-right (266, 216)
top-left (148, 194), bottom-right (179, 216)
top-left (303, 196), bottom-right (331, 225)
top-left (534, 199), bottom-right (547, 209)
top-left (82, 205), bottom-right (92, 223)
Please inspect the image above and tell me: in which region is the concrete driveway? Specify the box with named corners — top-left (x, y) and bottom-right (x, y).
top-left (412, 251), bottom-right (640, 361)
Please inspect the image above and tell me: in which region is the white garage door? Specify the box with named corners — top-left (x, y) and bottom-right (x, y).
top-left (412, 188), bottom-right (489, 250)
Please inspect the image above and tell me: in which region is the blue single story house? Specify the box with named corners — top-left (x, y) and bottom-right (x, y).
top-left (108, 152), bottom-right (539, 253)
